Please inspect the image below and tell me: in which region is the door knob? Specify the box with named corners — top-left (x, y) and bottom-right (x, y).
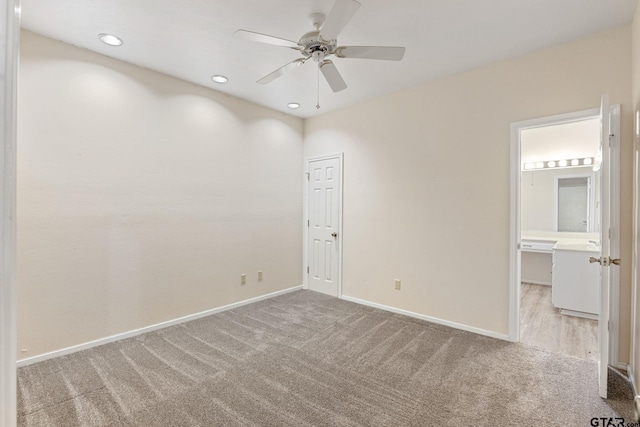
top-left (331, 232), bottom-right (337, 238)
top-left (589, 256), bottom-right (621, 266)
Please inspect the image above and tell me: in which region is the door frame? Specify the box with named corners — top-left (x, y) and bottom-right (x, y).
top-left (303, 153), bottom-right (344, 298)
top-left (1, 0), bottom-right (20, 426)
top-left (632, 114), bottom-right (640, 401)
top-left (509, 105), bottom-right (621, 367)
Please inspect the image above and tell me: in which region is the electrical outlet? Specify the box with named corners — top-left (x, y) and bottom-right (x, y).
top-left (241, 274), bottom-right (246, 285)
top-left (258, 271), bottom-right (263, 282)
top-left (394, 279), bottom-right (401, 290)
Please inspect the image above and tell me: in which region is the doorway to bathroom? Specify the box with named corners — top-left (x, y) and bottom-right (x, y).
top-left (509, 97), bottom-right (621, 398)
top-left (520, 117), bottom-right (600, 360)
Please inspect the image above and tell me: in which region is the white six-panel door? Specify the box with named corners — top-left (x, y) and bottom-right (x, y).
top-left (307, 156), bottom-right (341, 297)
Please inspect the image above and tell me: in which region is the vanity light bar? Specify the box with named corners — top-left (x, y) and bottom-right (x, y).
top-left (522, 157), bottom-right (594, 171)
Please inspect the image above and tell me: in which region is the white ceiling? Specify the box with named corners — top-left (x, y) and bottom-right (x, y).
top-left (20, 0), bottom-right (637, 118)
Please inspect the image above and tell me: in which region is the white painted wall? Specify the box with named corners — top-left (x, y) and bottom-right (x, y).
top-left (17, 31), bottom-right (304, 359)
top-left (521, 252), bottom-right (552, 285)
top-left (521, 166), bottom-right (596, 232)
top-left (304, 25), bottom-right (633, 358)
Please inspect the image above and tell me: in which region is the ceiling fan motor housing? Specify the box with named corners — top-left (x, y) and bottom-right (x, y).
top-left (299, 30), bottom-right (337, 60)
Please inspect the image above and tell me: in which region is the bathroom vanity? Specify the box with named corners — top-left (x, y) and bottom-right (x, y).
top-left (521, 233), bottom-right (600, 319)
top-left (551, 240), bottom-right (600, 319)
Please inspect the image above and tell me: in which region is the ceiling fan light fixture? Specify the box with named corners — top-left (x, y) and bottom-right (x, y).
top-left (211, 75), bottom-right (228, 84)
top-left (287, 103), bottom-right (300, 109)
top-left (98, 33), bottom-right (123, 46)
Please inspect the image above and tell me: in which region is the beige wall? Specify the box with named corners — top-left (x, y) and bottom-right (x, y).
top-left (17, 32), bottom-right (304, 358)
top-left (305, 25), bottom-right (633, 358)
top-left (631, 0), bottom-right (640, 399)
top-left (17, 22), bottom-right (637, 366)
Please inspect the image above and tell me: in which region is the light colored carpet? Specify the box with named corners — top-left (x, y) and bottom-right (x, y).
top-left (17, 290), bottom-right (634, 426)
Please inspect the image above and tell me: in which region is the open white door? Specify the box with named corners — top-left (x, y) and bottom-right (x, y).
top-left (596, 94), bottom-right (611, 399)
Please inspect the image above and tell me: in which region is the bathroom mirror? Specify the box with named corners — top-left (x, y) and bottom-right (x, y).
top-left (555, 175), bottom-right (593, 232)
top-left (521, 168), bottom-right (599, 233)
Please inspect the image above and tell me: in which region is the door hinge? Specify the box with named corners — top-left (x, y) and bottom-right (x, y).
top-left (307, 266), bottom-right (309, 274)
top-left (307, 220), bottom-right (310, 227)
top-left (305, 172), bottom-right (310, 181)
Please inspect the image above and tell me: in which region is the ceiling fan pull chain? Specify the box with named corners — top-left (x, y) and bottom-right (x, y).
top-left (316, 63), bottom-right (321, 109)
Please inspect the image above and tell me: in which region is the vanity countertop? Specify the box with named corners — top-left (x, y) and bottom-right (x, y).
top-left (520, 232), bottom-right (600, 254)
top-left (521, 231), bottom-right (599, 241)
top-left (552, 239), bottom-right (600, 253)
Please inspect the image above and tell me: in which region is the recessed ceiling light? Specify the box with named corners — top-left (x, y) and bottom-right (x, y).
top-left (287, 103), bottom-right (300, 109)
top-left (211, 75), bottom-right (228, 84)
top-left (98, 33), bottom-right (123, 46)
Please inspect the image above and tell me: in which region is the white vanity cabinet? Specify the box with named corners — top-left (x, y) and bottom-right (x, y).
top-left (551, 243), bottom-right (600, 318)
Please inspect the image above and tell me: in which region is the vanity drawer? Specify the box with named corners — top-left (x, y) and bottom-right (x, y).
top-left (520, 240), bottom-right (555, 253)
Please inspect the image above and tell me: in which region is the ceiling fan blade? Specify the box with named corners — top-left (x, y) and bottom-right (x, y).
top-left (320, 60), bottom-right (347, 92)
top-left (320, 0), bottom-right (361, 42)
top-left (336, 46), bottom-right (406, 61)
top-left (234, 30), bottom-right (300, 49)
top-left (257, 58), bottom-right (306, 84)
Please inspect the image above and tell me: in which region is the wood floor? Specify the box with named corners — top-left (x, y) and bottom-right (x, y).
top-left (520, 282), bottom-right (598, 360)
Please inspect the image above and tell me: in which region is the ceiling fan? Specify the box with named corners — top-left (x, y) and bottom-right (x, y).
top-left (234, 0), bottom-right (405, 95)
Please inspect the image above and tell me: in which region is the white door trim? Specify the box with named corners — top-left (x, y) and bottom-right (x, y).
top-left (303, 153), bottom-right (344, 298)
top-left (632, 115), bottom-right (640, 402)
top-left (1, 1), bottom-right (20, 426)
top-left (509, 106), bottom-right (621, 367)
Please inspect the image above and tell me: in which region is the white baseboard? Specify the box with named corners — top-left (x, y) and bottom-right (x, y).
top-left (627, 363), bottom-right (640, 421)
top-left (17, 285), bottom-right (304, 368)
top-left (340, 295), bottom-right (510, 341)
top-left (616, 362), bottom-right (629, 371)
